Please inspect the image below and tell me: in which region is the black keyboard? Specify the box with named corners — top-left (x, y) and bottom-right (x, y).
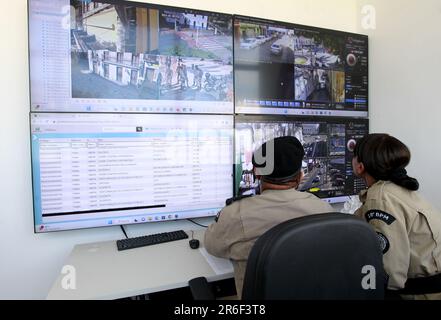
top-left (116, 230), bottom-right (189, 251)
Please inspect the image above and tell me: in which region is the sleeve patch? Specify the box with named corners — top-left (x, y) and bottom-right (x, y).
top-left (365, 210), bottom-right (396, 225)
top-left (377, 232), bottom-right (390, 254)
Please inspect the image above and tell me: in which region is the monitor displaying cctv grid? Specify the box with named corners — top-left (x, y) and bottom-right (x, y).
top-left (234, 15), bottom-right (368, 118)
top-left (234, 115), bottom-right (369, 203)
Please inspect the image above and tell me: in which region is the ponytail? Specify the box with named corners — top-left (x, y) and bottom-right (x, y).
top-left (389, 168), bottom-right (419, 191)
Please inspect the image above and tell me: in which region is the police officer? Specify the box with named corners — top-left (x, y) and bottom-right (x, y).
top-left (352, 134), bottom-right (441, 300)
top-left (204, 136), bottom-right (333, 298)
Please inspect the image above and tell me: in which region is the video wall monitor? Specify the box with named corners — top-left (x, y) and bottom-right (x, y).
top-left (31, 113), bottom-right (234, 233)
top-left (234, 15), bottom-right (368, 118)
top-left (28, 0), bottom-right (234, 114)
top-left (234, 116), bottom-right (368, 203)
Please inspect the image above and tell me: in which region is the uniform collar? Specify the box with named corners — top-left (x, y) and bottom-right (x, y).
top-left (359, 180), bottom-right (388, 203)
top-left (359, 188), bottom-right (369, 203)
top-left (262, 187), bottom-right (297, 194)
top-left (262, 187), bottom-right (309, 198)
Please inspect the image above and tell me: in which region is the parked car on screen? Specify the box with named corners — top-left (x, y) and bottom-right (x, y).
top-left (270, 43), bottom-right (282, 55)
top-left (256, 35), bottom-right (267, 44)
top-left (240, 38), bottom-right (258, 50)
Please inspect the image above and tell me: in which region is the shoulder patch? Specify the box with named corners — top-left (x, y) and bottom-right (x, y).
top-left (365, 210), bottom-right (396, 225)
top-left (377, 232), bottom-right (390, 254)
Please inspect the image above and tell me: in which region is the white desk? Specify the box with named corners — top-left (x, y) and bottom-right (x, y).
top-left (46, 230), bottom-right (234, 300)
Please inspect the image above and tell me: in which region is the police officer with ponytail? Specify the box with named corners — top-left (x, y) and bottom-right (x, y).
top-left (353, 134), bottom-right (441, 300)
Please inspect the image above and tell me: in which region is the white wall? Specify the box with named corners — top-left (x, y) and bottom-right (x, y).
top-left (144, 0), bottom-right (358, 32)
top-left (356, 0), bottom-right (441, 209)
top-left (0, 0), bottom-right (357, 299)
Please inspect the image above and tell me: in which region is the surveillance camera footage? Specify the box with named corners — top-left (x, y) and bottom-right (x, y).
top-left (30, 0), bottom-right (234, 114)
top-left (235, 116), bottom-right (369, 202)
top-left (234, 16), bottom-right (368, 117)
top-left (70, 1), bottom-right (233, 106)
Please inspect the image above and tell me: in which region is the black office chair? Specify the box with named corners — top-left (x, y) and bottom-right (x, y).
top-left (189, 213), bottom-right (386, 300)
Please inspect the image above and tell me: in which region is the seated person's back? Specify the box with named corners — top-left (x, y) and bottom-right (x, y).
top-left (204, 136), bottom-right (333, 298)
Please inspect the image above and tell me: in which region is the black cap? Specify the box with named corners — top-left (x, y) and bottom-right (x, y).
top-left (252, 136), bottom-right (305, 183)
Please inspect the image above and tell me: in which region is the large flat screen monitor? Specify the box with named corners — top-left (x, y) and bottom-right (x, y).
top-left (28, 0), bottom-right (234, 114)
top-left (31, 113), bottom-right (234, 233)
top-left (235, 116), bottom-right (369, 203)
top-left (234, 15), bottom-right (368, 118)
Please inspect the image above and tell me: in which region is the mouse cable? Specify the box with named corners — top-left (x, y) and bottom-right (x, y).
top-left (187, 219), bottom-right (208, 228)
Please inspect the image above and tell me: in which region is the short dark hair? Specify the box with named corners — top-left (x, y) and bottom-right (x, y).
top-left (252, 136), bottom-right (304, 184)
top-left (353, 134), bottom-right (419, 191)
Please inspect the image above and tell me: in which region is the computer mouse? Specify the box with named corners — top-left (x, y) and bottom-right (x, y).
top-left (189, 239), bottom-right (200, 249)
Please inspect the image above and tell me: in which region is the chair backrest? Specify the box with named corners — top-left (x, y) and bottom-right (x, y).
top-left (242, 213), bottom-right (386, 300)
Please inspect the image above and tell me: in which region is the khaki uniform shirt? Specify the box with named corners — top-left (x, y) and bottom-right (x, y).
top-left (204, 188), bottom-right (334, 298)
top-left (355, 181), bottom-right (441, 300)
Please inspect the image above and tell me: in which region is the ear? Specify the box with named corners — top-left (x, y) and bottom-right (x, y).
top-left (354, 160), bottom-right (366, 177)
top-left (292, 171), bottom-right (304, 185)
